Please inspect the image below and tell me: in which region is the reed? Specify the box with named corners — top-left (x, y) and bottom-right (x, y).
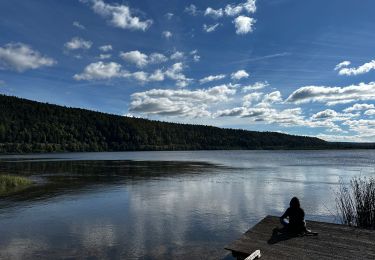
top-left (0, 174), bottom-right (32, 194)
top-left (336, 176), bottom-right (375, 229)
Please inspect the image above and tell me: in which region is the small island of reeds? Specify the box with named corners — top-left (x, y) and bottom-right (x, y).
top-left (0, 174), bottom-right (32, 195)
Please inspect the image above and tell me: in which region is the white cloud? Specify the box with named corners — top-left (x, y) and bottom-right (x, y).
top-left (343, 103), bottom-right (374, 113)
top-left (233, 16), bottom-right (256, 34)
top-left (204, 7), bottom-right (224, 19)
top-left (99, 45), bottom-right (112, 52)
top-left (231, 69), bottom-right (249, 80)
top-left (165, 13), bottom-right (174, 20)
top-left (224, 0), bottom-right (256, 16)
top-left (184, 4), bottom-right (198, 16)
top-left (336, 59), bottom-right (375, 76)
top-left (242, 81), bottom-right (269, 92)
top-left (311, 109), bottom-right (357, 121)
top-left (65, 37), bottom-right (92, 50)
top-left (129, 84), bottom-right (236, 117)
top-left (193, 54), bottom-right (200, 62)
top-left (343, 119), bottom-right (375, 138)
top-left (170, 51), bottom-right (184, 60)
top-left (203, 23), bottom-right (220, 33)
top-left (0, 43), bottom-right (56, 72)
top-left (73, 61), bottom-right (167, 83)
top-left (199, 74), bottom-right (226, 84)
top-left (164, 62), bottom-right (191, 87)
top-left (120, 50), bottom-right (148, 68)
top-left (73, 21), bottom-right (86, 30)
top-left (286, 82), bottom-right (375, 105)
top-left (74, 61), bottom-right (126, 80)
top-left (149, 69), bottom-right (164, 81)
top-left (205, 0), bottom-right (257, 19)
top-left (98, 54), bottom-right (111, 59)
top-left (364, 109), bottom-right (375, 116)
top-left (162, 31), bottom-right (172, 39)
top-left (149, 53), bottom-right (168, 64)
top-left (242, 92), bottom-right (263, 107)
top-left (334, 60), bottom-right (350, 70)
top-left (85, 0), bottom-right (152, 31)
top-left (261, 91), bottom-right (282, 105)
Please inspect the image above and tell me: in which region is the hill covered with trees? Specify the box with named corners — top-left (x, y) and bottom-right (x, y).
top-left (0, 95), bottom-right (372, 153)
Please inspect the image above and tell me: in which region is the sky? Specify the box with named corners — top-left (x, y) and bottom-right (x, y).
top-left (0, 0), bottom-right (375, 142)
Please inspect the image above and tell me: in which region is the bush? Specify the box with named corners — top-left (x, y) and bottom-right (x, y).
top-left (336, 176), bottom-right (375, 229)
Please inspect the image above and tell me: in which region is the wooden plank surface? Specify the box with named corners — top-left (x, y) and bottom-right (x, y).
top-left (225, 215), bottom-right (375, 259)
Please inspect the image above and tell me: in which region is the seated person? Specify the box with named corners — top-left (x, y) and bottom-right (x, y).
top-left (280, 197), bottom-right (310, 234)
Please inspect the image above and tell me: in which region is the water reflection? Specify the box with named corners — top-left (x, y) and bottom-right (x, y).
top-left (0, 150), bottom-right (374, 259)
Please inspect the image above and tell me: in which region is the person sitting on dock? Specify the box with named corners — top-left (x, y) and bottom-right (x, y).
top-left (280, 197), bottom-right (316, 235)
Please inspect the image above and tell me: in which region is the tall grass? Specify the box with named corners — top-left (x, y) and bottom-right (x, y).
top-left (0, 174), bottom-right (32, 195)
top-left (336, 176), bottom-right (375, 229)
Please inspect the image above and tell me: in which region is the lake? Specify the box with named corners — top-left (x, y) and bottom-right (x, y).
top-left (0, 150), bottom-right (374, 259)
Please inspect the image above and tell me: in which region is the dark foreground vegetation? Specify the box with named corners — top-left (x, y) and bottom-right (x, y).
top-left (0, 94), bottom-right (374, 153)
top-left (336, 177), bottom-right (375, 229)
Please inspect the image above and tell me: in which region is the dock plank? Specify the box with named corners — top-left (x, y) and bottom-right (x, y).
top-left (225, 215), bottom-right (375, 259)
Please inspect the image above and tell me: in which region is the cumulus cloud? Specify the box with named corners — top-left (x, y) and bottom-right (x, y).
top-left (65, 37), bottom-right (92, 50)
top-left (286, 82), bottom-right (375, 105)
top-left (231, 69), bottom-right (249, 80)
top-left (120, 51), bottom-right (167, 68)
top-left (343, 103), bottom-right (374, 113)
top-left (203, 23), bottom-right (220, 33)
top-left (83, 0), bottom-right (152, 31)
top-left (170, 51), bottom-right (184, 60)
top-left (242, 81), bottom-right (269, 92)
top-left (162, 31), bottom-right (172, 39)
top-left (73, 61), bottom-right (169, 83)
top-left (205, 0), bottom-right (256, 18)
top-left (343, 119), bottom-right (375, 138)
top-left (149, 53), bottom-right (168, 64)
top-left (184, 4), bottom-right (198, 16)
top-left (99, 45), bottom-right (112, 52)
top-left (242, 92), bottom-right (263, 107)
top-left (74, 61), bottom-right (126, 80)
top-left (199, 74), bottom-right (226, 84)
top-left (129, 84), bottom-right (236, 117)
top-left (204, 7), bottom-right (224, 19)
top-left (73, 21), bottom-right (86, 29)
top-left (364, 109), bottom-right (375, 116)
top-left (311, 109), bottom-right (357, 121)
top-left (224, 0), bottom-right (256, 16)
top-left (120, 50), bottom-right (148, 68)
top-left (0, 43), bottom-right (56, 72)
top-left (334, 61), bottom-right (350, 71)
top-left (233, 16), bottom-right (256, 34)
top-left (336, 59), bottom-right (375, 76)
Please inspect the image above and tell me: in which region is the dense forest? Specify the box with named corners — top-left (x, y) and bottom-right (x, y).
top-left (0, 95), bottom-right (373, 153)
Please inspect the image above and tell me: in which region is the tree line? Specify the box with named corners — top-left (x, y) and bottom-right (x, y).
top-left (0, 94), bottom-right (373, 153)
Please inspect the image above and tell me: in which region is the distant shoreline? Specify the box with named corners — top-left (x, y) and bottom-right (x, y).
top-left (1, 94), bottom-right (374, 154)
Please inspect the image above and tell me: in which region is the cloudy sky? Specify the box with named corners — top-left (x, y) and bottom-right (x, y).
top-left (0, 0), bottom-right (375, 142)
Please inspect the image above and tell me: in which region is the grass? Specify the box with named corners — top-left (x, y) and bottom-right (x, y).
top-left (0, 174), bottom-right (32, 195)
top-left (336, 176), bottom-right (375, 229)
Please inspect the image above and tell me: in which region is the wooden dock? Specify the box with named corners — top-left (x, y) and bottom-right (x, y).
top-left (225, 215), bottom-right (375, 259)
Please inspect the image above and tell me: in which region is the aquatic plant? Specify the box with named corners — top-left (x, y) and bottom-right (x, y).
top-left (0, 174), bottom-right (32, 195)
top-left (336, 176), bottom-right (375, 229)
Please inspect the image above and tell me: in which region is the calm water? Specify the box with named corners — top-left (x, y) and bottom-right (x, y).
top-left (0, 150), bottom-right (374, 259)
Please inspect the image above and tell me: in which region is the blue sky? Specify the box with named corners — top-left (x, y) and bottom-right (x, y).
top-left (0, 0), bottom-right (375, 142)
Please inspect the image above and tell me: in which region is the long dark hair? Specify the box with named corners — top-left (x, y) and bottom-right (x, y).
top-left (290, 197), bottom-right (300, 209)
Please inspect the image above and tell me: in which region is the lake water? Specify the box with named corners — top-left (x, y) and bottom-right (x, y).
top-left (0, 150), bottom-right (374, 259)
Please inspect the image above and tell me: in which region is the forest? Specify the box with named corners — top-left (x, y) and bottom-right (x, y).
top-left (0, 94), bottom-right (373, 153)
